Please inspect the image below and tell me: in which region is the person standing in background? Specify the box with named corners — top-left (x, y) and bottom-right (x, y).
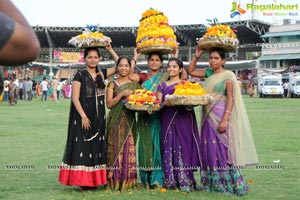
top-left (283, 81), bottom-right (289, 97)
top-left (64, 80), bottom-right (71, 99)
top-left (18, 79), bottom-right (23, 100)
top-left (248, 80), bottom-right (254, 97)
top-left (40, 77), bottom-right (49, 101)
top-left (8, 78), bottom-right (17, 105)
top-left (32, 79), bottom-right (37, 98)
top-left (51, 76), bottom-right (59, 103)
top-left (24, 77), bottom-right (33, 101)
top-left (237, 77), bottom-right (243, 92)
top-left (12, 78), bottom-right (19, 102)
top-left (3, 77), bottom-right (10, 103)
top-left (57, 80), bottom-right (62, 100)
top-left (36, 81), bottom-right (41, 97)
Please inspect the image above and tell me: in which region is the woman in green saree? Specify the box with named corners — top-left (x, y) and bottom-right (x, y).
top-left (129, 52), bottom-right (168, 189)
top-left (106, 56), bottom-right (141, 192)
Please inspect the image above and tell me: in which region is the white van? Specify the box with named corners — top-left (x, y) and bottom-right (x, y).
top-left (289, 73), bottom-right (300, 98)
top-left (257, 73), bottom-right (283, 98)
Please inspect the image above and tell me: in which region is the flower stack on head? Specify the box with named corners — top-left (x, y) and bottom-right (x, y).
top-left (165, 81), bottom-right (212, 106)
top-left (124, 89), bottom-right (161, 113)
top-left (68, 25), bottom-right (112, 49)
top-left (197, 18), bottom-right (239, 51)
top-left (136, 8), bottom-right (178, 54)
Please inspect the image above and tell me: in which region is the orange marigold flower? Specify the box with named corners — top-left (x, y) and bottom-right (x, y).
top-left (160, 188), bottom-right (167, 193)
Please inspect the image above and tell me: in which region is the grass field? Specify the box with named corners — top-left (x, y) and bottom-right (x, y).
top-left (0, 96), bottom-right (300, 200)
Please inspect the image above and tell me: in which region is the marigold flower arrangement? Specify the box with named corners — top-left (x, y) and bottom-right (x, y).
top-left (124, 89), bottom-right (161, 113)
top-left (136, 8), bottom-right (178, 54)
top-left (166, 81), bottom-right (212, 106)
top-left (198, 19), bottom-right (239, 51)
top-left (68, 25), bottom-right (112, 48)
top-left (173, 81), bottom-right (206, 96)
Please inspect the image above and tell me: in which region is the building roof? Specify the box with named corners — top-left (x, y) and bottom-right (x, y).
top-left (33, 20), bottom-right (270, 50)
top-left (261, 30), bottom-right (300, 38)
top-left (258, 53), bottom-right (300, 61)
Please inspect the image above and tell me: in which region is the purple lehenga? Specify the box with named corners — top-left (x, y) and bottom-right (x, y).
top-left (157, 82), bottom-right (201, 192)
top-left (200, 70), bottom-right (258, 196)
top-left (106, 81), bottom-right (140, 192)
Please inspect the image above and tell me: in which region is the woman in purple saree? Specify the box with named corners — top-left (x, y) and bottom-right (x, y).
top-left (188, 47), bottom-right (258, 196)
top-left (157, 58), bottom-right (201, 193)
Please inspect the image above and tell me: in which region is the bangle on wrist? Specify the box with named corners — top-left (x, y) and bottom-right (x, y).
top-left (194, 55), bottom-right (200, 59)
top-left (225, 109), bottom-right (231, 114)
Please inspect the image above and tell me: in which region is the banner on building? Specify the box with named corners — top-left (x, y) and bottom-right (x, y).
top-left (54, 50), bottom-right (84, 63)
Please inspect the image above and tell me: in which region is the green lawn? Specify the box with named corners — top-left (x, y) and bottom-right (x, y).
top-left (0, 96), bottom-right (299, 200)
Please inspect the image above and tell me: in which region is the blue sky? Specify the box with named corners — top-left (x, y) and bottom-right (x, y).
top-left (11, 0), bottom-right (300, 27)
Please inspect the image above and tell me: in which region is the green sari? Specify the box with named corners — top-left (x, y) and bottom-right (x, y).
top-left (106, 81), bottom-right (141, 191)
top-left (137, 72), bottom-right (168, 187)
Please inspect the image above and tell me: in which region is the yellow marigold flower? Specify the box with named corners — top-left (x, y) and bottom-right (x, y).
top-left (160, 188), bottom-right (167, 193)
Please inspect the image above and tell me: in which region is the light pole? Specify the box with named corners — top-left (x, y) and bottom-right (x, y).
top-left (49, 48), bottom-right (53, 80)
